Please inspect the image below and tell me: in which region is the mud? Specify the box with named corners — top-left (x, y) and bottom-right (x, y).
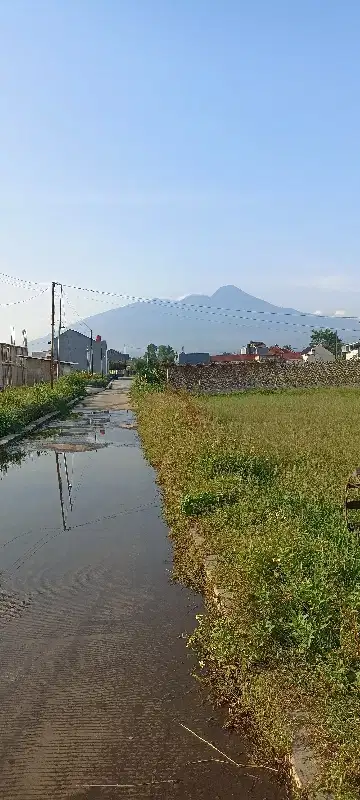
top-left (0, 380), bottom-right (284, 799)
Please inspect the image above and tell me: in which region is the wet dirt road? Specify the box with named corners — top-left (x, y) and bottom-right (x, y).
top-left (0, 380), bottom-right (283, 799)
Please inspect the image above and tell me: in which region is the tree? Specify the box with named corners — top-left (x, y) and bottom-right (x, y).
top-left (157, 344), bottom-right (176, 365)
top-left (309, 328), bottom-right (343, 358)
top-left (133, 343), bottom-right (176, 386)
top-left (283, 344), bottom-right (293, 352)
top-left (145, 343), bottom-right (158, 366)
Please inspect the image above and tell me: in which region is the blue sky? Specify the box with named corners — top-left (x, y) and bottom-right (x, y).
top-left (1, 1), bottom-right (360, 338)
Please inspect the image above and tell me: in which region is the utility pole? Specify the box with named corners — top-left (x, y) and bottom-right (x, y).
top-left (90, 329), bottom-right (93, 375)
top-left (335, 329), bottom-right (338, 360)
top-left (50, 281), bottom-right (55, 388)
top-left (57, 284), bottom-right (63, 379)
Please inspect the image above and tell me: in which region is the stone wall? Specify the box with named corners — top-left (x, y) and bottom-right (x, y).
top-left (168, 360), bottom-right (360, 393)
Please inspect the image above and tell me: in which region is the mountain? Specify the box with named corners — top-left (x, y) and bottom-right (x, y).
top-left (30, 285), bottom-right (358, 355)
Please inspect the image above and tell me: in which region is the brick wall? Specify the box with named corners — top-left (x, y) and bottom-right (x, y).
top-left (168, 360), bottom-right (360, 393)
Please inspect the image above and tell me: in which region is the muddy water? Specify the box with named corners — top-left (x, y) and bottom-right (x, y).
top-left (0, 381), bottom-right (283, 799)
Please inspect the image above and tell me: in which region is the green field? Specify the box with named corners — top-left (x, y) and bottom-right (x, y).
top-left (134, 386), bottom-right (360, 799)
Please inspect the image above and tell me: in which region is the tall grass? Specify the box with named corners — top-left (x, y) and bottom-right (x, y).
top-left (134, 387), bottom-right (360, 799)
top-left (0, 373), bottom-right (87, 438)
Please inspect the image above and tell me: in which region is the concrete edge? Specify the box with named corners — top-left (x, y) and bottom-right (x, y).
top-left (189, 529), bottom-right (332, 799)
top-left (0, 396), bottom-right (81, 449)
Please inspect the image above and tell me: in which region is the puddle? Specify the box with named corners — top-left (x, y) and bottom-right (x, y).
top-left (0, 382), bottom-right (284, 800)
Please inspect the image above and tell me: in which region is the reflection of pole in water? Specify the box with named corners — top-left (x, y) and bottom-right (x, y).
top-left (55, 452), bottom-right (67, 531)
top-left (63, 453), bottom-right (73, 512)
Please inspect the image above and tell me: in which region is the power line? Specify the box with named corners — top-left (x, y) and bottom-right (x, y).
top-left (0, 273), bottom-right (360, 330)
top-left (2, 270), bottom-right (360, 338)
top-left (0, 286), bottom-right (49, 308)
top-left (2, 269), bottom-right (360, 324)
top-left (62, 280), bottom-right (360, 324)
top-left (64, 285), bottom-right (360, 337)
top-left (0, 272), bottom-right (49, 290)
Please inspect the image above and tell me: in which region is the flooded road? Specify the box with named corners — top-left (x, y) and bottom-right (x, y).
top-left (0, 380), bottom-right (283, 799)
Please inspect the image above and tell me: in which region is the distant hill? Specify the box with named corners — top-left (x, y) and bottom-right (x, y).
top-left (30, 284), bottom-right (358, 355)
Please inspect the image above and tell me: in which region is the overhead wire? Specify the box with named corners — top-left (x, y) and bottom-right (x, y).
top-left (1, 270), bottom-right (360, 325)
top-left (2, 270), bottom-right (360, 339)
top-left (0, 286), bottom-right (49, 307)
top-left (63, 285), bottom-right (360, 338)
top-left (62, 280), bottom-right (360, 324)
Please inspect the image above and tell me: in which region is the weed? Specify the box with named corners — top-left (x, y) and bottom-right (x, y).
top-left (180, 488), bottom-right (237, 516)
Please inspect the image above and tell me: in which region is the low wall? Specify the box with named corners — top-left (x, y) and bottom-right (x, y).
top-left (168, 360), bottom-right (360, 393)
top-left (26, 359), bottom-right (78, 386)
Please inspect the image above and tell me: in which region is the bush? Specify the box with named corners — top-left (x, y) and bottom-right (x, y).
top-left (84, 373), bottom-right (110, 388)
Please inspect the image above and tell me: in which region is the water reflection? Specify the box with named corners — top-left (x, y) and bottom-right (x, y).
top-left (55, 451), bottom-right (73, 531)
top-left (0, 447), bottom-right (27, 476)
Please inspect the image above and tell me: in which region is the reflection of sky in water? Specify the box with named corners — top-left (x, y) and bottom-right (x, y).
top-left (0, 412), bottom-right (159, 585)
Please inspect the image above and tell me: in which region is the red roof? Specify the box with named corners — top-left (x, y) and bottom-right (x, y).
top-left (268, 347), bottom-right (302, 360)
top-left (210, 354), bottom-right (256, 363)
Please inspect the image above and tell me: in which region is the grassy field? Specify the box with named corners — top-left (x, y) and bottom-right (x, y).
top-left (134, 386), bottom-right (360, 799)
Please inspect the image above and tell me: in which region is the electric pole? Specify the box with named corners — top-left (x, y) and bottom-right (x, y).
top-left (90, 329), bottom-right (93, 375)
top-left (50, 281), bottom-right (55, 388)
top-left (57, 284), bottom-right (63, 379)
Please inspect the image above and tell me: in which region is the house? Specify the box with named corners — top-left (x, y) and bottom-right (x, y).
top-left (241, 341), bottom-right (269, 357)
top-left (302, 344), bottom-right (335, 363)
top-left (342, 342), bottom-right (360, 361)
top-left (178, 352), bottom-right (210, 365)
top-left (107, 349), bottom-right (130, 368)
top-left (268, 346), bottom-right (302, 363)
top-left (53, 329), bottom-right (107, 374)
top-left (31, 350), bottom-right (50, 359)
top-left (210, 353), bottom-right (256, 363)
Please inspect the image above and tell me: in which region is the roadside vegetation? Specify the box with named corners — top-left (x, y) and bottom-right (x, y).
top-left (85, 373), bottom-right (110, 388)
top-left (133, 384), bottom-right (360, 799)
top-left (0, 373), bottom-right (88, 438)
top-left (132, 342), bottom-right (174, 386)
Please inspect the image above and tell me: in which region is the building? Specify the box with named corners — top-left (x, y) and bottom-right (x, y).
top-left (31, 350), bottom-right (50, 359)
top-left (302, 344), bottom-right (335, 363)
top-left (342, 342), bottom-right (360, 361)
top-left (107, 349), bottom-right (130, 368)
top-left (0, 340), bottom-right (77, 388)
top-left (268, 346), bottom-right (302, 363)
top-left (210, 353), bottom-right (256, 363)
top-left (240, 341), bottom-right (270, 357)
top-left (53, 330), bottom-right (107, 374)
top-left (178, 352), bottom-right (210, 365)
top-left (0, 342), bottom-right (27, 388)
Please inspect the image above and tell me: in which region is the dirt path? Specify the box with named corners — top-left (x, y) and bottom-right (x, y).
top-left (0, 381), bottom-right (284, 799)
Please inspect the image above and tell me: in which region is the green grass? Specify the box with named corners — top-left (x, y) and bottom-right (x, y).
top-left (133, 386), bottom-right (360, 799)
top-left (0, 373), bottom-right (87, 438)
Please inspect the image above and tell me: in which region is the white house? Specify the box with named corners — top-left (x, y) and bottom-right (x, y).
top-left (302, 344), bottom-right (335, 363)
top-left (342, 342), bottom-right (360, 361)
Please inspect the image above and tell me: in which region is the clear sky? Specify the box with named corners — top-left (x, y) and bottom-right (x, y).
top-left (1, 0), bottom-right (360, 340)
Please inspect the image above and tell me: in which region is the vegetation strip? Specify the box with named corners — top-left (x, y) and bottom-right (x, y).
top-left (0, 373), bottom-right (92, 441)
top-left (133, 384), bottom-right (360, 800)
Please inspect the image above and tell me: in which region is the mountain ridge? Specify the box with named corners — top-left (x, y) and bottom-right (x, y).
top-left (30, 285), bottom-right (357, 355)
